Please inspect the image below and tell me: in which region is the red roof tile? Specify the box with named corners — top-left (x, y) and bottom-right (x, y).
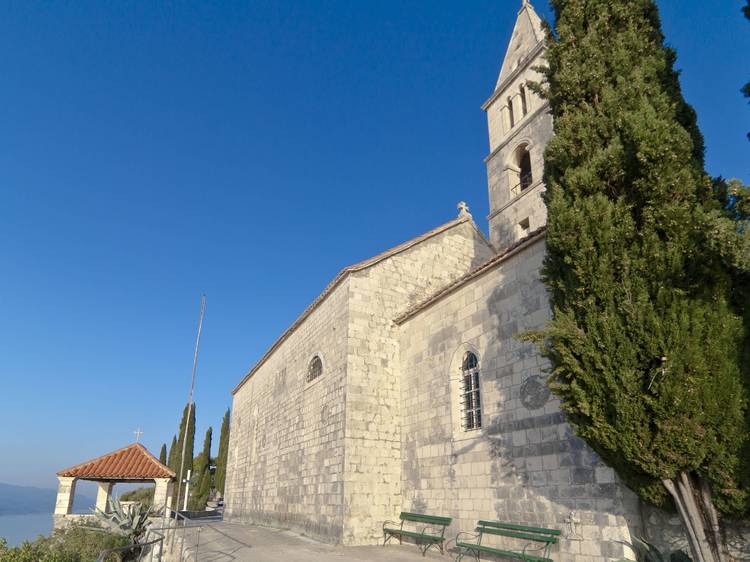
top-left (57, 443), bottom-right (175, 480)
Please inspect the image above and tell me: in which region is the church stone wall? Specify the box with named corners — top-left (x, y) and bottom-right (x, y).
top-left (342, 219), bottom-right (495, 545)
top-left (398, 236), bottom-right (642, 562)
top-left (224, 276), bottom-right (351, 542)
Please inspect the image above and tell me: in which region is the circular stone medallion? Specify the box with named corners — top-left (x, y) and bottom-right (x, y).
top-left (520, 375), bottom-right (550, 410)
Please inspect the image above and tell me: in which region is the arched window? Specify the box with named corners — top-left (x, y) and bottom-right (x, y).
top-left (307, 355), bottom-right (323, 383)
top-left (507, 97), bottom-right (515, 128)
top-left (520, 84), bottom-right (528, 116)
top-left (461, 352), bottom-right (481, 431)
top-left (519, 147), bottom-right (532, 191)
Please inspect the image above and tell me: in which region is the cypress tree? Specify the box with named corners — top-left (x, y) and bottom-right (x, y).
top-left (188, 427), bottom-right (213, 510)
top-left (158, 443), bottom-right (167, 465)
top-left (197, 427), bottom-right (212, 475)
top-left (214, 409), bottom-right (230, 495)
top-left (167, 435), bottom-right (178, 472)
top-left (172, 403), bottom-right (196, 509)
top-left (191, 466), bottom-right (212, 511)
top-left (198, 468), bottom-right (211, 501)
top-left (526, 1), bottom-right (748, 560)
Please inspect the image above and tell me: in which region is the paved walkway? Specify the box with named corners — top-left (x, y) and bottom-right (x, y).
top-left (181, 521), bottom-right (448, 562)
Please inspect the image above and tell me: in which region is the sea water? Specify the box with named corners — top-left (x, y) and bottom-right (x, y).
top-left (0, 512), bottom-right (53, 546)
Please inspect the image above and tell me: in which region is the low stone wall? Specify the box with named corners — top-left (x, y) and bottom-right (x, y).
top-left (642, 505), bottom-right (750, 561)
top-left (52, 513), bottom-right (97, 530)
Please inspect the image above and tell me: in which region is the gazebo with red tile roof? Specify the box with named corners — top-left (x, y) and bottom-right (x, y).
top-left (54, 443), bottom-right (175, 525)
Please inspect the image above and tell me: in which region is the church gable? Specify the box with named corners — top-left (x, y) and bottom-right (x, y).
top-left (232, 213), bottom-right (492, 395)
top-left (340, 212), bottom-right (494, 545)
top-left (348, 215), bottom-right (495, 314)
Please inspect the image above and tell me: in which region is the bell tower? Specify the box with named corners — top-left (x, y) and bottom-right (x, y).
top-left (483, 0), bottom-right (553, 249)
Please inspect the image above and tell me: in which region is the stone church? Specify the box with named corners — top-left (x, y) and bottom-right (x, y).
top-left (225, 3), bottom-right (644, 561)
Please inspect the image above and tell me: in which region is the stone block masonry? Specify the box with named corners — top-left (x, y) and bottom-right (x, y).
top-left (397, 237), bottom-right (641, 562)
top-left (225, 274), bottom-right (351, 542)
top-left (225, 218), bottom-right (494, 545)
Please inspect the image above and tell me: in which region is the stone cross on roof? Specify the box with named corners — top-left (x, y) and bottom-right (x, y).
top-left (134, 427), bottom-right (143, 443)
top-left (457, 201), bottom-right (471, 218)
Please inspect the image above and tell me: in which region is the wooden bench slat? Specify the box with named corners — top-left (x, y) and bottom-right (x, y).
top-left (383, 529), bottom-right (444, 542)
top-left (456, 542), bottom-right (552, 562)
top-left (477, 520), bottom-right (561, 536)
top-left (399, 512), bottom-right (452, 525)
top-left (475, 526), bottom-right (558, 543)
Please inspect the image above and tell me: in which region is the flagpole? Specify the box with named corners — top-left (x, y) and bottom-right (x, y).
top-left (174, 295), bottom-right (206, 515)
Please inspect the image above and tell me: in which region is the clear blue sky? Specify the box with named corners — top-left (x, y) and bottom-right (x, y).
top-left (1, 1), bottom-right (748, 488)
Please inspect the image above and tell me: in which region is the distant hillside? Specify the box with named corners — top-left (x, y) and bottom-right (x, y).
top-left (0, 482), bottom-right (94, 516)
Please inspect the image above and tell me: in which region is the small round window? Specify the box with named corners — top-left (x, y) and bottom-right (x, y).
top-left (307, 356), bottom-right (323, 383)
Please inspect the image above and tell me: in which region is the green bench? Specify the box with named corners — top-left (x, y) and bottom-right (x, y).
top-left (383, 511), bottom-right (452, 556)
top-left (454, 520), bottom-right (560, 562)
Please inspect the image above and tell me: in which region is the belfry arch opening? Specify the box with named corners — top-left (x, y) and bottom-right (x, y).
top-left (519, 148), bottom-right (532, 190)
top-left (509, 143), bottom-right (533, 196)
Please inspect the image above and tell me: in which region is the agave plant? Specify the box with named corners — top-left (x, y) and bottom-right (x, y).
top-left (618, 536), bottom-right (692, 562)
top-left (91, 496), bottom-right (153, 544)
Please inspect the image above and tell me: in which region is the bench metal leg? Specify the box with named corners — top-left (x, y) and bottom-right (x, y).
top-left (420, 542), bottom-right (443, 557)
top-left (457, 547), bottom-right (479, 562)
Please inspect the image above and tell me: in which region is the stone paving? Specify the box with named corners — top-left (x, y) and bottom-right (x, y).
top-left (181, 521), bottom-right (447, 562)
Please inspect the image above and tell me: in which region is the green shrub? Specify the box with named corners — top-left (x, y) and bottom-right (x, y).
top-left (118, 487), bottom-right (154, 508)
top-left (0, 526), bottom-right (129, 562)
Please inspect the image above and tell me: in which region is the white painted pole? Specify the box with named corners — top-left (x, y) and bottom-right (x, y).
top-left (182, 469), bottom-right (192, 512)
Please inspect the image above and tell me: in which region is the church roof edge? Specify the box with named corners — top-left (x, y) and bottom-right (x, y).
top-left (232, 216), bottom-right (489, 395)
top-left (394, 227), bottom-right (546, 325)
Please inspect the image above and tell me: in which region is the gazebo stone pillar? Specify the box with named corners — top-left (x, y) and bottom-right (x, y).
top-left (95, 482), bottom-right (114, 513)
top-left (54, 476), bottom-right (77, 516)
top-left (153, 478), bottom-right (173, 511)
